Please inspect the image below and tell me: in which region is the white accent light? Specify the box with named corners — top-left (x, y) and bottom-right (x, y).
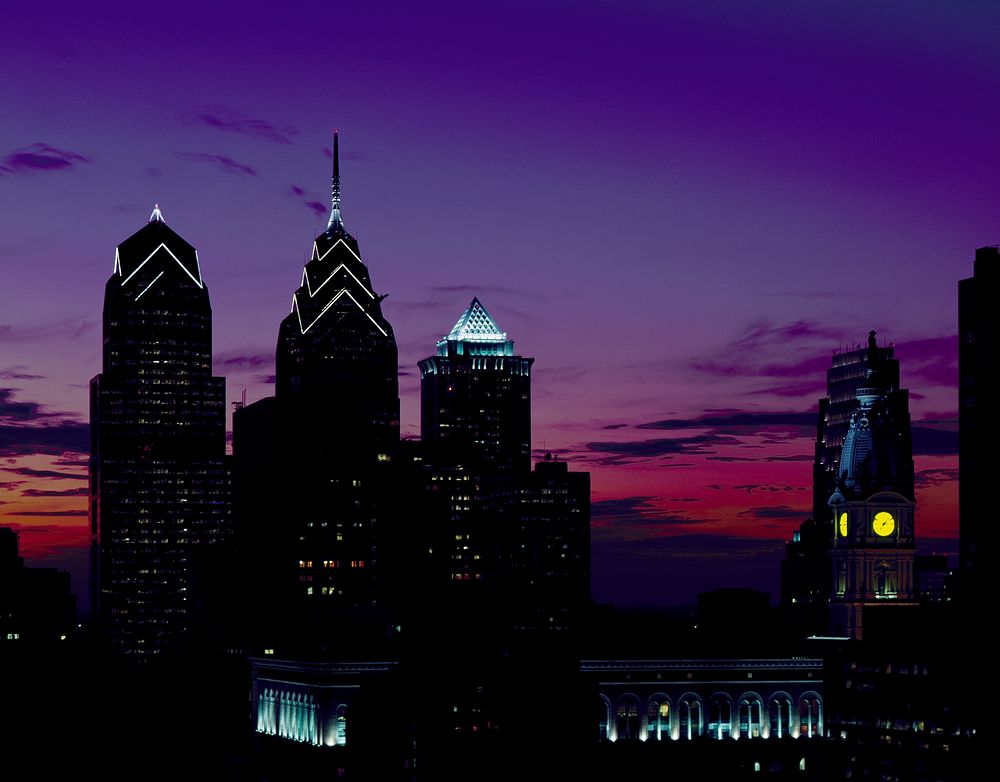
top-left (120, 243), bottom-right (204, 289)
top-left (135, 270), bottom-right (165, 301)
top-left (294, 287), bottom-right (388, 336)
top-left (312, 237), bottom-right (363, 266)
top-left (305, 261), bottom-right (375, 300)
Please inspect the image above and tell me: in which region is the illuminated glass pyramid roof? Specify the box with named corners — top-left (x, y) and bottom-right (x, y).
top-left (446, 297), bottom-right (507, 343)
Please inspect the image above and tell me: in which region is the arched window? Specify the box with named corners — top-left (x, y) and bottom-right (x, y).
top-left (616, 695), bottom-right (641, 742)
top-left (798, 693), bottom-right (823, 738)
top-left (876, 562), bottom-right (898, 598)
top-left (678, 694), bottom-right (703, 740)
top-left (708, 693), bottom-right (734, 740)
top-left (335, 703), bottom-right (348, 746)
top-left (598, 695), bottom-right (612, 741)
top-left (645, 695), bottom-right (670, 741)
top-left (767, 693), bottom-right (793, 739)
top-left (738, 693), bottom-right (763, 739)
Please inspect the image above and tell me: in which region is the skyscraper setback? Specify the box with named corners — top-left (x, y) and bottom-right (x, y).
top-left (89, 206), bottom-right (229, 655)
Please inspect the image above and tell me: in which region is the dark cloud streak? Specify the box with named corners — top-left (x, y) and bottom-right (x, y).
top-left (174, 152), bottom-right (257, 177)
top-left (0, 143), bottom-right (90, 176)
top-left (194, 109), bottom-right (297, 144)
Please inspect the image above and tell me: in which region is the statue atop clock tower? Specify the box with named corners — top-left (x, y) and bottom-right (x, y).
top-left (827, 331), bottom-right (916, 640)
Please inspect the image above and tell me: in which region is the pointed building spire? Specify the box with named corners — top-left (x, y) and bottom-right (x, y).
top-left (327, 130), bottom-right (345, 233)
top-left (149, 203), bottom-right (165, 223)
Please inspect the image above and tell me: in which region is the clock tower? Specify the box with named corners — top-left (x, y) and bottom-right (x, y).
top-left (827, 332), bottom-right (916, 640)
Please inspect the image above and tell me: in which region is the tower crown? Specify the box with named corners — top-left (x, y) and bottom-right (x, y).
top-left (438, 298), bottom-right (512, 356)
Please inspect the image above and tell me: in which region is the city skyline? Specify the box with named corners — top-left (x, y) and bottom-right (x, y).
top-left (3, 0), bottom-right (997, 608)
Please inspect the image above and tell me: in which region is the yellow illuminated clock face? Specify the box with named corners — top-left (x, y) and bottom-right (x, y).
top-left (839, 512), bottom-right (848, 538)
top-left (873, 511), bottom-right (896, 537)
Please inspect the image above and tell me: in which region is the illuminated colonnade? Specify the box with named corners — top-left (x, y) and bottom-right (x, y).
top-left (586, 659), bottom-right (823, 743)
top-left (250, 657), bottom-right (398, 749)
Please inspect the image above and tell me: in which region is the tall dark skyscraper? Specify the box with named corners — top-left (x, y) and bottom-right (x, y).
top-left (419, 297), bottom-right (533, 475)
top-left (959, 246), bottom-right (999, 601)
top-left (90, 206), bottom-right (229, 656)
top-left (416, 300), bottom-right (532, 590)
top-left (234, 134), bottom-right (398, 634)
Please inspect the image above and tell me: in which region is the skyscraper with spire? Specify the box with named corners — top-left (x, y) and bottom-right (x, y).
top-left (275, 132), bottom-right (398, 444)
top-left (90, 206), bottom-right (229, 656)
top-left (234, 134), bottom-right (399, 643)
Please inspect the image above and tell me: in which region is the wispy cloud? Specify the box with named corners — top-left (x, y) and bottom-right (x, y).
top-left (733, 483), bottom-right (803, 495)
top-left (637, 410), bottom-right (815, 436)
top-left (0, 318), bottom-right (95, 344)
top-left (10, 509), bottom-right (87, 517)
top-left (915, 467), bottom-right (959, 488)
top-left (216, 351), bottom-right (274, 371)
top-left (690, 319), bottom-right (840, 380)
top-left (193, 107), bottom-right (298, 145)
top-left (0, 366), bottom-right (44, 381)
top-left (736, 504), bottom-right (807, 521)
top-left (592, 496), bottom-right (707, 528)
top-left (583, 433), bottom-right (743, 466)
top-left (0, 388), bottom-right (88, 458)
top-left (4, 466), bottom-right (86, 481)
top-left (174, 152), bottom-right (257, 177)
top-left (0, 143), bottom-right (90, 176)
top-left (0, 388), bottom-right (56, 421)
top-left (289, 184), bottom-right (327, 217)
top-left (21, 487), bottom-right (88, 497)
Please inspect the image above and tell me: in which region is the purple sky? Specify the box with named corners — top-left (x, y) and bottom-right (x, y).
top-left (2, 1), bottom-right (996, 609)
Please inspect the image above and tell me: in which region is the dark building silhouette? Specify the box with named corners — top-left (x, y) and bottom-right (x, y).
top-left (0, 526), bottom-right (75, 644)
top-left (959, 246), bottom-right (998, 603)
top-left (89, 205), bottom-right (229, 656)
top-left (501, 456), bottom-right (590, 633)
top-left (233, 134), bottom-right (399, 649)
top-left (419, 297), bottom-right (532, 475)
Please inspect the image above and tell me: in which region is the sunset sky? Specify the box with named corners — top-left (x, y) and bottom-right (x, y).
top-left (2, 1), bottom-right (997, 610)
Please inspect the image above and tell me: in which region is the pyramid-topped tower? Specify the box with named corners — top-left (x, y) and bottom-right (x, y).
top-left (420, 298), bottom-right (532, 474)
